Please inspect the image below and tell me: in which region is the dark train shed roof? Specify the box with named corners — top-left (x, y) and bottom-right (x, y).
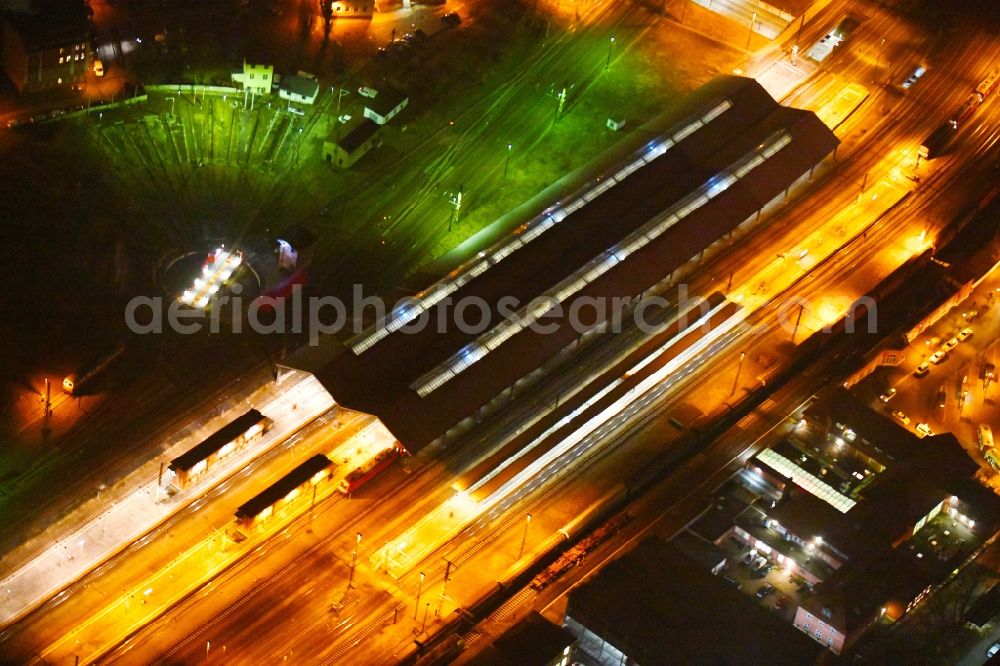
top-left (235, 454), bottom-right (332, 521)
top-left (286, 76), bottom-right (839, 452)
top-left (170, 409), bottom-right (265, 473)
top-left (567, 537), bottom-right (823, 665)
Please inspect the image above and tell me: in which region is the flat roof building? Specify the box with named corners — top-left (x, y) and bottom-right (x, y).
top-left (463, 612), bottom-right (575, 666)
top-left (733, 388), bottom-right (1000, 654)
top-left (564, 537), bottom-right (823, 665)
top-left (235, 454), bottom-right (333, 527)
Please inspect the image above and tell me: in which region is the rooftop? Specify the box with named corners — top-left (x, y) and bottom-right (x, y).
top-left (670, 529), bottom-right (728, 571)
top-left (746, 427), bottom-right (1000, 588)
top-left (235, 454), bottom-right (331, 521)
top-left (280, 74), bottom-right (319, 99)
top-left (803, 387), bottom-right (920, 468)
top-left (735, 503), bottom-right (839, 580)
top-left (364, 86), bottom-right (408, 116)
top-left (169, 409), bottom-right (264, 473)
top-left (567, 536), bottom-right (822, 665)
top-left (283, 76), bottom-right (838, 452)
top-left (464, 612), bottom-right (574, 665)
top-left (335, 118), bottom-right (380, 154)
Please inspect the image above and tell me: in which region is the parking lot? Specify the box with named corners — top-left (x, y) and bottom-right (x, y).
top-left (858, 270), bottom-right (1000, 470)
top-left (717, 533), bottom-right (812, 622)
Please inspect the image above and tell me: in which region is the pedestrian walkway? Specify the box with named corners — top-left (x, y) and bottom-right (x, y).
top-left (0, 371), bottom-right (334, 627)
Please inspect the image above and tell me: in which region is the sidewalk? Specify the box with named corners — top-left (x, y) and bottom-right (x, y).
top-left (0, 371), bottom-right (334, 627)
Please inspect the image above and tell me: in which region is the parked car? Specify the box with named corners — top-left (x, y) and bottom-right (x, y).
top-left (338, 114), bottom-right (351, 124)
top-left (750, 564), bottom-right (772, 579)
top-left (898, 64), bottom-right (927, 91)
top-left (914, 362), bottom-right (930, 377)
top-left (929, 350), bottom-right (948, 365)
top-left (987, 642), bottom-right (1000, 658)
top-left (357, 86), bottom-right (378, 98)
top-left (958, 327), bottom-right (974, 342)
top-left (915, 423), bottom-right (934, 438)
top-left (879, 387), bottom-right (897, 403)
top-left (755, 584), bottom-right (776, 599)
top-left (441, 11), bottom-right (461, 26)
top-left (943, 337), bottom-right (959, 352)
top-left (93, 59), bottom-right (104, 76)
top-left (892, 411), bottom-right (911, 425)
top-left (773, 595), bottom-right (791, 611)
top-left (937, 386), bottom-right (947, 407)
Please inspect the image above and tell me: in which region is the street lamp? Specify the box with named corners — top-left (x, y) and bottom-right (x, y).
top-left (605, 36), bottom-right (616, 71)
top-left (745, 12), bottom-right (757, 55)
top-left (335, 87), bottom-right (350, 115)
top-left (873, 37), bottom-right (886, 83)
top-left (518, 513), bottom-right (532, 559)
top-left (731, 351), bottom-right (746, 396)
top-left (349, 532), bottom-right (361, 589)
top-left (503, 143), bottom-right (512, 179)
top-left (414, 572), bottom-right (425, 620)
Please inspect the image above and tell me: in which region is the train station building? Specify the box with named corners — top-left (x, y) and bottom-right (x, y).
top-left (280, 76), bottom-right (840, 456)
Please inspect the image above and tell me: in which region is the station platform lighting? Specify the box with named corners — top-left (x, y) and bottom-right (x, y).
top-left (180, 246), bottom-right (243, 309)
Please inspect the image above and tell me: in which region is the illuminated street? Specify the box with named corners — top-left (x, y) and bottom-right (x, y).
top-left (2, 0), bottom-right (1000, 664)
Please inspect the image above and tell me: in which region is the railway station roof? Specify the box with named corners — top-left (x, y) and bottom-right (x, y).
top-left (169, 409), bottom-right (264, 473)
top-left (235, 454), bottom-right (332, 521)
top-left (284, 76), bottom-right (839, 452)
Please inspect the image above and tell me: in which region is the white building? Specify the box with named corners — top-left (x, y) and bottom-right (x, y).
top-left (231, 61), bottom-right (273, 96)
top-left (363, 87), bottom-right (408, 125)
top-left (279, 72), bottom-right (320, 106)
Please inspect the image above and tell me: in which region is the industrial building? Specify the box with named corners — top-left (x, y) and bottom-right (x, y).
top-left (730, 388), bottom-right (1000, 653)
top-left (281, 76), bottom-right (839, 455)
top-left (563, 537), bottom-right (823, 665)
